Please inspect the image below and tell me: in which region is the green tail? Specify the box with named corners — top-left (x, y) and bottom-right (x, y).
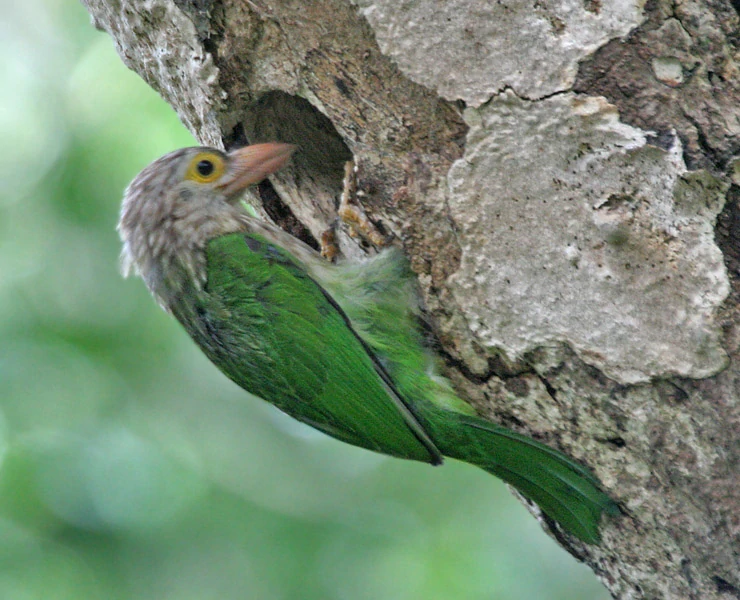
top-left (423, 407), bottom-right (619, 544)
top-left (322, 248), bottom-right (617, 543)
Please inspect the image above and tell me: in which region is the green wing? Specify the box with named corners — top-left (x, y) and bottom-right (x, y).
top-left (187, 232), bottom-right (441, 464)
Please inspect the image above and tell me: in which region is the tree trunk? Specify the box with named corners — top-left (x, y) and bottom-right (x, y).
top-left (80, 0), bottom-right (739, 598)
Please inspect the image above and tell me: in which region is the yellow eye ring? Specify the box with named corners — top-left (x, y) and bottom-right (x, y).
top-left (185, 151), bottom-right (225, 183)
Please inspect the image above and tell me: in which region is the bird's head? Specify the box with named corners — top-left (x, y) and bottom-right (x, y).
top-left (118, 143), bottom-right (295, 294)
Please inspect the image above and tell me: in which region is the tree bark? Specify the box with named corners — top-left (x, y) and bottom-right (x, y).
top-left (81, 0), bottom-right (739, 598)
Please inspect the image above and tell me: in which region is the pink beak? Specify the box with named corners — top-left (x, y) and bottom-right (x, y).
top-left (219, 143), bottom-right (296, 199)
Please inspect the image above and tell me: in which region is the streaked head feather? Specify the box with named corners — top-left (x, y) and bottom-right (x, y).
top-left (118, 147), bottom-right (248, 307)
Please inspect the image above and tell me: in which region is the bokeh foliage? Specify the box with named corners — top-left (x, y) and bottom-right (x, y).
top-left (0, 1), bottom-right (610, 598)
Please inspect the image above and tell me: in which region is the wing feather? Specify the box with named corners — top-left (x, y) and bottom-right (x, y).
top-left (188, 233), bottom-right (441, 464)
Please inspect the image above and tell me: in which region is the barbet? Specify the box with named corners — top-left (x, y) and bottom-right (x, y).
top-left (119, 143), bottom-right (618, 543)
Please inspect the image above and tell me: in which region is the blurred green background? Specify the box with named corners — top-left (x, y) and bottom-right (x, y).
top-left (0, 1), bottom-right (610, 598)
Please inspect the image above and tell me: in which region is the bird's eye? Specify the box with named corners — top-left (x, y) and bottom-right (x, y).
top-left (185, 151), bottom-right (225, 183)
top-left (196, 160), bottom-right (214, 176)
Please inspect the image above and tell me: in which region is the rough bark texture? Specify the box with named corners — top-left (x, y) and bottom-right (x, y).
top-left (81, 0), bottom-right (739, 598)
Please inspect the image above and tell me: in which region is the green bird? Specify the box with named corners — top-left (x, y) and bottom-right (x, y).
top-left (119, 143), bottom-right (618, 543)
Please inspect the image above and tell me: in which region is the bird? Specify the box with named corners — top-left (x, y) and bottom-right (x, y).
top-left (118, 142), bottom-right (619, 544)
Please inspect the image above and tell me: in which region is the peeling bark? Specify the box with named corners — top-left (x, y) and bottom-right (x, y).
top-left (81, 0), bottom-right (739, 598)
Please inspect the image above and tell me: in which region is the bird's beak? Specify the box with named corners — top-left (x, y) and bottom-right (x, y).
top-left (219, 143), bottom-right (297, 200)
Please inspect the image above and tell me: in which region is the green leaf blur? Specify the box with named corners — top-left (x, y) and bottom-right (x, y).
top-left (0, 2), bottom-right (610, 598)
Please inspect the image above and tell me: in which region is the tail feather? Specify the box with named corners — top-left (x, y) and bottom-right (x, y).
top-left (476, 459), bottom-right (602, 543)
top-left (429, 411), bottom-right (618, 544)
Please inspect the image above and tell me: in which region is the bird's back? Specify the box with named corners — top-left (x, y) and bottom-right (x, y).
top-left (172, 232), bottom-right (443, 465)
